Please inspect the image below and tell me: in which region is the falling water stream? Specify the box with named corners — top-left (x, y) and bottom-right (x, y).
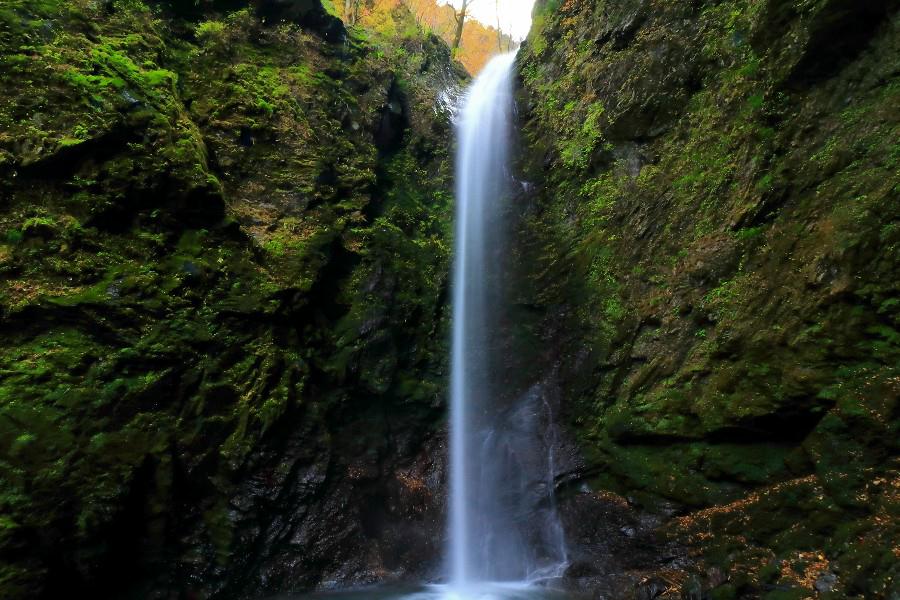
top-left (450, 51), bottom-right (518, 587)
top-left (289, 53), bottom-right (570, 600)
top-left (448, 52), bottom-right (568, 595)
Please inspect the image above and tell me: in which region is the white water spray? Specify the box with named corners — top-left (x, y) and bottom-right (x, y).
top-left (448, 53), bottom-right (568, 596)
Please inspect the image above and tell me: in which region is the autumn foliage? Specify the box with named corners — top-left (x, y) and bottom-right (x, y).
top-left (339, 0), bottom-right (517, 74)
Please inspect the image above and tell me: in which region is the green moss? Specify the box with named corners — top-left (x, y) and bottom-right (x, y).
top-left (196, 20), bottom-right (227, 44)
top-left (0, 0), bottom-right (460, 595)
top-left (709, 585), bottom-right (739, 600)
top-left (557, 101), bottom-right (606, 169)
top-left (517, 0), bottom-right (898, 594)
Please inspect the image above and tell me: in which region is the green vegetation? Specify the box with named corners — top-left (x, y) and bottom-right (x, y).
top-left (0, 0), bottom-right (460, 597)
top-left (0, 0), bottom-right (897, 597)
top-left (516, 0), bottom-right (899, 596)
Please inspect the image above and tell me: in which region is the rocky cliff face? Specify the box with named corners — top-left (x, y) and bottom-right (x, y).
top-left (3, 0), bottom-right (898, 598)
top-left (514, 0), bottom-right (898, 597)
top-left (0, 1), bottom-right (463, 598)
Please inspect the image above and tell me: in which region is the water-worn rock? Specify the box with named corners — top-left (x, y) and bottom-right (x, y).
top-left (814, 571), bottom-right (837, 593)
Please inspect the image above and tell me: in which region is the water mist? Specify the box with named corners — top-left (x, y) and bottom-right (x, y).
top-left (448, 52), bottom-right (568, 595)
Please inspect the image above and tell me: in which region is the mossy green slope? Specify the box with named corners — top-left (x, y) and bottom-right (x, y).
top-left (0, 1), bottom-right (461, 597)
top-left (516, 0), bottom-right (898, 597)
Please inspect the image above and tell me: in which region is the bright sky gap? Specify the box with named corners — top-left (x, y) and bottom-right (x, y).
top-left (439, 0), bottom-right (537, 41)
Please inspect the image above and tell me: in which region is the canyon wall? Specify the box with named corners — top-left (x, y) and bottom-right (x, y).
top-left (512, 0), bottom-right (899, 597)
top-left (0, 1), bottom-right (463, 597)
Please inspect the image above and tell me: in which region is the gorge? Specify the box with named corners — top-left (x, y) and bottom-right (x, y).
top-left (0, 0), bottom-right (898, 599)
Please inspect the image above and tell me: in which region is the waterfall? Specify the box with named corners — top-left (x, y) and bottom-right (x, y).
top-left (448, 52), bottom-right (568, 594)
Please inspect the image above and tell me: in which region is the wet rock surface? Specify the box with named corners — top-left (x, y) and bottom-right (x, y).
top-left (0, 1), bottom-right (461, 598)
top-left (512, 0), bottom-right (900, 597)
top-left (0, 0), bottom-right (897, 599)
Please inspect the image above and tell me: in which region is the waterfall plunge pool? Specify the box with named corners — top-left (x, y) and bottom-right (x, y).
top-left (277, 581), bottom-right (580, 599)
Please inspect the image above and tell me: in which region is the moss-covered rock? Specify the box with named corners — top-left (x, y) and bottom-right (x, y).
top-left (514, 0), bottom-right (899, 597)
top-left (0, 1), bottom-right (462, 597)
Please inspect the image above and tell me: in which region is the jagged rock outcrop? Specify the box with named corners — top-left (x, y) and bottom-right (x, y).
top-left (513, 0), bottom-right (899, 597)
top-left (0, 1), bottom-right (463, 598)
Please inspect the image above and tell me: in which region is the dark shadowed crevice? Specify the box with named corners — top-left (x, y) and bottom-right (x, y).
top-left (787, 0), bottom-right (896, 86)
